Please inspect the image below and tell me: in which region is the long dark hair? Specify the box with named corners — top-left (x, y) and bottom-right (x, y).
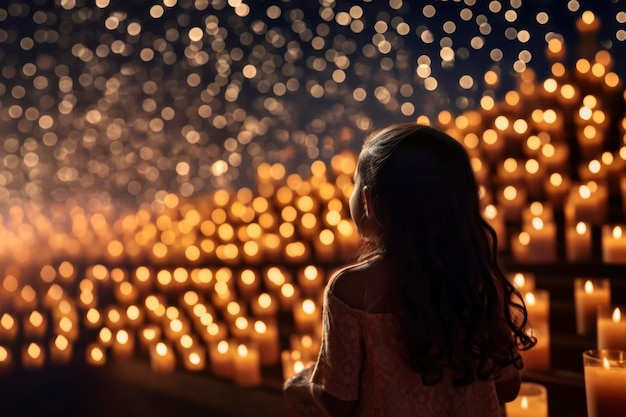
top-left (356, 123), bottom-right (535, 385)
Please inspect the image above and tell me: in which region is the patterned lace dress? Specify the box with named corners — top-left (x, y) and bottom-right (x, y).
top-left (309, 289), bottom-right (517, 417)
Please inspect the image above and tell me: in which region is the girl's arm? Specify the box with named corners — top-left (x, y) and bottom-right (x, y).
top-left (311, 383), bottom-right (358, 417)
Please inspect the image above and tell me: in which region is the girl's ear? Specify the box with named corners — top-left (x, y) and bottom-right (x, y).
top-left (362, 186), bottom-right (373, 218)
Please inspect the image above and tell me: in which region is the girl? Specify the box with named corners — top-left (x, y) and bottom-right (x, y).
top-left (285, 123), bottom-right (535, 417)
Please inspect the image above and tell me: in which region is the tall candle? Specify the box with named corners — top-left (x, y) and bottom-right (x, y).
top-left (520, 324), bottom-right (551, 372)
top-left (209, 340), bottom-right (234, 379)
top-left (566, 221), bottom-right (592, 261)
top-left (602, 225), bottom-right (626, 263)
top-left (252, 320), bottom-right (280, 365)
top-left (523, 217), bottom-right (557, 262)
top-left (233, 344), bottom-right (262, 387)
top-left (575, 279), bottom-right (611, 335)
top-left (524, 290), bottom-right (550, 326)
top-left (150, 341), bottom-right (176, 374)
top-left (505, 382), bottom-right (548, 417)
top-left (583, 349), bottom-right (626, 417)
top-left (598, 307), bottom-right (626, 350)
top-left (293, 299), bottom-right (321, 334)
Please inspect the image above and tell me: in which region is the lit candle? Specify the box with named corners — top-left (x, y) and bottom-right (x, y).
top-left (523, 217), bottom-right (557, 263)
top-left (281, 350), bottom-right (305, 381)
top-left (598, 307), bottom-right (626, 350)
top-left (293, 299), bottom-right (321, 334)
top-left (23, 310), bottom-right (47, 339)
top-left (250, 293), bottom-right (278, 319)
top-left (49, 335), bottom-right (73, 365)
top-left (201, 322), bottom-right (227, 346)
top-left (602, 225), bottom-right (626, 263)
top-left (86, 343), bottom-right (107, 366)
top-left (566, 182), bottom-right (608, 225)
top-left (236, 269), bottom-right (260, 300)
top-left (520, 324), bottom-right (551, 372)
top-left (0, 314), bottom-right (18, 342)
top-left (483, 204), bottom-right (507, 250)
top-left (509, 272), bottom-right (535, 294)
top-left (566, 221), bottom-right (592, 261)
top-left (289, 334), bottom-right (321, 363)
top-left (544, 172), bottom-right (571, 207)
top-left (233, 344), bottom-right (262, 387)
top-left (138, 324), bottom-right (161, 352)
top-left (114, 281), bottom-right (139, 305)
top-left (252, 320), bottom-right (280, 365)
top-left (150, 341), bottom-right (176, 374)
top-left (182, 345), bottom-right (205, 371)
top-left (209, 340), bottom-right (234, 379)
top-left (583, 349), bottom-right (626, 417)
top-left (524, 290), bottom-right (550, 326)
top-left (278, 283), bottom-right (299, 311)
top-left (575, 279), bottom-right (611, 335)
top-left (0, 345), bottom-right (13, 373)
top-left (297, 265), bottom-right (324, 297)
top-left (22, 342), bottom-right (45, 369)
top-left (505, 382), bottom-right (548, 417)
top-left (112, 329), bottom-right (135, 359)
top-left (499, 185), bottom-right (527, 222)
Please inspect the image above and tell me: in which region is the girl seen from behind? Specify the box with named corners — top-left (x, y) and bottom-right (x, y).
top-left (284, 123), bottom-right (536, 417)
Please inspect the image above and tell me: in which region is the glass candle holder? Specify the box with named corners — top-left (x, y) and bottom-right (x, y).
top-left (505, 382), bottom-right (548, 417)
top-left (583, 349), bottom-right (626, 417)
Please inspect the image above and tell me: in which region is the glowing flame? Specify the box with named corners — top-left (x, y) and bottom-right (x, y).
top-left (613, 308), bottom-right (621, 323)
top-left (525, 292), bottom-right (536, 306)
top-left (584, 280), bottom-right (594, 294)
top-left (521, 396), bottom-right (529, 409)
top-left (603, 357), bottom-right (610, 370)
top-left (613, 226), bottom-right (623, 239)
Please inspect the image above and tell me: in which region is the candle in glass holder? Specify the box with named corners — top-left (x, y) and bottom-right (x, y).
top-left (598, 307), bottom-right (626, 350)
top-left (505, 382), bottom-right (548, 417)
top-left (233, 344), bottom-right (262, 387)
top-left (602, 225), bottom-right (626, 263)
top-left (583, 349), bottom-right (626, 417)
top-left (150, 341), bottom-right (176, 374)
top-left (566, 221), bottom-right (592, 261)
top-left (575, 279), bottom-right (611, 335)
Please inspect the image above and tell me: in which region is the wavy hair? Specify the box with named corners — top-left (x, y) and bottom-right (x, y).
top-left (355, 123), bottom-right (535, 385)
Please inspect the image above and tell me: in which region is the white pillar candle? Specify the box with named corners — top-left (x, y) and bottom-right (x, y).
top-left (520, 324), bottom-right (551, 372)
top-left (293, 299), bottom-right (321, 334)
top-left (566, 221), bottom-right (592, 261)
top-left (598, 307), bottom-right (626, 350)
top-left (523, 217), bottom-right (557, 262)
top-left (505, 382), bottom-right (548, 417)
top-left (209, 340), bottom-right (235, 379)
top-left (524, 289), bottom-right (550, 326)
top-left (49, 335), bottom-right (73, 365)
top-left (583, 349), bottom-right (626, 417)
top-left (86, 343), bottom-right (107, 366)
top-left (22, 342), bottom-right (45, 369)
top-left (233, 343), bottom-right (262, 387)
top-left (602, 225), bottom-right (626, 263)
top-left (575, 279), bottom-right (611, 335)
top-left (150, 341), bottom-right (176, 374)
top-left (252, 320), bottom-right (280, 365)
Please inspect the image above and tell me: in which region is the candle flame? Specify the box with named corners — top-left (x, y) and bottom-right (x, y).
top-left (156, 342), bottom-right (168, 356)
top-left (576, 222), bottom-right (587, 235)
top-left (217, 340), bottom-right (229, 354)
top-left (579, 185), bottom-right (591, 199)
top-left (237, 344), bottom-right (248, 357)
top-left (525, 292), bottom-right (536, 306)
top-left (613, 226), bottom-right (623, 239)
top-left (294, 360), bottom-right (305, 373)
top-left (603, 357), bottom-right (611, 370)
top-left (521, 396), bottom-right (528, 409)
top-left (302, 299), bottom-right (316, 314)
top-left (613, 308), bottom-right (622, 323)
top-left (584, 280), bottom-right (594, 294)
top-left (254, 320), bottom-right (267, 334)
top-left (531, 217), bottom-right (544, 230)
top-left (189, 352), bottom-right (201, 365)
top-left (513, 273), bottom-right (525, 288)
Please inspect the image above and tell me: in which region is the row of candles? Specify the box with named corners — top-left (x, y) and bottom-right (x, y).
top-left (0, 261), bottom-right (328, 385)
top-left (509, 272), bottom-right (626, 417)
